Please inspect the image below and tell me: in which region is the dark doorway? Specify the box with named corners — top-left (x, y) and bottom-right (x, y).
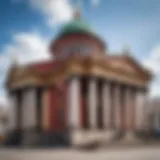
top-left (80, 76), bottom-right (89, 129)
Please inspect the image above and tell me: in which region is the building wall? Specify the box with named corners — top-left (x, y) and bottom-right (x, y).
top-left (48, 81), bottom-right (69, 132)
top-left (52, 33), bottom-right (105, 58)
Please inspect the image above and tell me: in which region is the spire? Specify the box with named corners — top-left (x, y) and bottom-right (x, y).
top-left (11, 53), bottom-right (19, 67)
top-left (122, 44), bottom-right (131, 56)
top-left (73, 0), bottom-right (82, 19)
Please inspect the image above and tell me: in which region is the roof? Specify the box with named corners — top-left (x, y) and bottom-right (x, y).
top-left (27, 55), bottom-right (151, 78)
top-left (56, 18), bottom-right (95, 38)
top-left (30, 60), bottom-right (66, 74)
top-left (50, 13), bottom-right (106, 52)
top-left (11, 54), bottom-right (150, 76)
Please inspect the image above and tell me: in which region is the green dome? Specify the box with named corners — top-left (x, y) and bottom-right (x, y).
top-left (57, 18), bottom-right (95, 38)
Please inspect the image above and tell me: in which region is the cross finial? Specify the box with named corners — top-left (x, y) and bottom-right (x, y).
top-left (73, 0), bottom-right (82, 19)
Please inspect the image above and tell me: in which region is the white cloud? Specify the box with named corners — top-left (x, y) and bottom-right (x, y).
top-left (143, 45), bottom-right (160, 97)
top-left (29, 0), bottom-right (74, 27)
top-left (13, 0), bottom-right (100, 26)
top-left (0, 32), bottom-right (50, 66)
top-left (91, 0), bottom-right (100, 7)
top-left (150, 77), bottom-right (160, 97)
top-left (144, 46), bottom-right (160, 74)
top-left (0, 32), bottom-right (50, 105)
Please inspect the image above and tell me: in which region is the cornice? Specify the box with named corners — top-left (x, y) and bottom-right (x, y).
top-left (6, 56), bottom-right (151, 89)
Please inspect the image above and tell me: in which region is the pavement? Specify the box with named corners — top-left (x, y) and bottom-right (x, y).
top-left (0, 146), bottom-right (159, 160)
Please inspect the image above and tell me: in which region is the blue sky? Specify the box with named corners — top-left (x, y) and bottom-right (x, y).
top-left (0, 0), bottom-right (160, 104)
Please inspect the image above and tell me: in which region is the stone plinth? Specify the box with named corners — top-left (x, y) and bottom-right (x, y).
top-left (120, 131), bottom-right (142, 144)
top-left (70, 130), bottom-right (119, 147)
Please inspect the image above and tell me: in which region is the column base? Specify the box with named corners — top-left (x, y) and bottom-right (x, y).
top-left (70, 129), bottom-right (100, 147)
top-left (103, 129), bottom-right (120, 142)
top-left (70, 129), bottom-right (83, 146)
top-left (121, 131), bottom-right (142, 144)
top-left (70, 129), bottom-right (120, 147)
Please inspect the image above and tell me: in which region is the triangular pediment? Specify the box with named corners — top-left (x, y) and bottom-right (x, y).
top-left (110, 58), bottom-right (136, 73)
top-left (109, 55), bottom-right (151, 79)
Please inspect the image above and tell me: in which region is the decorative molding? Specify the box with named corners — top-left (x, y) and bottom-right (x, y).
top-left (6, 56), bottom-right (151, 90)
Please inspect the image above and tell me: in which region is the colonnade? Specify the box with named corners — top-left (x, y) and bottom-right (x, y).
top-left (8, 76), bottom-right (147, 134)
top-left (9, 88), bottom-right (42, 131)
top-left (69, 77), bottom-right (147, 132)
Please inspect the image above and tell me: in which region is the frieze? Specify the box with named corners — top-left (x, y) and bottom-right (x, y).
top-left (6, 56), bottom-right (151, 89)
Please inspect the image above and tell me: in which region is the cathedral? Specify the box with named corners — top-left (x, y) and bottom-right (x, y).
top-left (5, 11), bottom-right (152, 147)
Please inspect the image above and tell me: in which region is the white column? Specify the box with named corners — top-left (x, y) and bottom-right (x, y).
top-left (102, 82), bottom-right (111, 129)
top-left (135, 91), bottom-right (145, 130)
top-left (143, 93), bottom-right (149, 130)
top-left (88, 78), bottom-right (97, 129)
top-left (8, 94), bottom-right (17, 131)
top-left (124, 87), bottom-right (132, 130)
top-left (68, 77), bottom-right (81, 129)
top-left (22, 88), bottom-right (37, 129)
top-left (123, 87), bottom-right (139, 141)
top-left (113, 84), bottom-right (121, 130)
